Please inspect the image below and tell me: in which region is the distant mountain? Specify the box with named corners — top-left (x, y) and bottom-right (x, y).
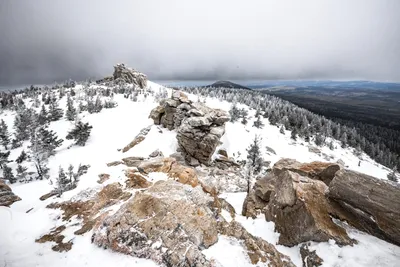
top-left (205, 80), bottom-right (251, 90)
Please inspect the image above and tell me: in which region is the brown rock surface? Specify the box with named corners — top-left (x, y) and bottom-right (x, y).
top-left (0, 179), bottom-right (21, 206)
top-left (125, 170), bottom-right (152, 189)
top-left (97, 173), bottom-right (110, 184)
top-left (329, 169), bottom-right (400, 246)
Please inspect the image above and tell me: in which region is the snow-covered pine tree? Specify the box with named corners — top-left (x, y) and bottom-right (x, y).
top-left (38, 104), bottom-right (48, 125)
top-left (94, 95), bottom-right (103, 113)
top-left (0, 119), bottom-right (10, 149)
top-left (16, 164), bottom-right (27, 181)
top-left (387, 167), bottom-right (398, 182)
top-left (291, 128), bottom-right (298, 140)
top-left (16, 150), bottom-right (28, 164)
top-left (67, 164), bottom-right (74, 183)
top-left (48, 100), bottom-right (64, 121)
top-left (14, 107), bottom-right (34, 141)
top-left (329, 141), bottom-right (335, 150)
top-left (315, 134), bottom-right (325, 146)
top-left (229, 103), bottom-right (240, 122)
top-left (253, 116), bottom-right (264, 129)
top-left (66, 121), bottom-right (93, 146)
top-left (241, 116), bottom-right (248, 125)
top-left (65, 94), bottom-right (76, 121)
top-left (246, 135), bottom-right (263, 175)
top-left (56, 166), bottom-right (69, 196)
top-left (29, 125), bottom-right (63, 179)
top-left (3, 164), bottom-right (16, 183)
top-left (0, 151), bottom-right (11, 169)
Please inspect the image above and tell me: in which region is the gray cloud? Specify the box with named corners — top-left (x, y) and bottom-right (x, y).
top-left (1, 0), bottom-right (400, 85)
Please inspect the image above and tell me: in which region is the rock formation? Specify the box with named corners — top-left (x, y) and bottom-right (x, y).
top-left (92, 180), bottom-right (295, 267)
top-left (97, 63), bottom-right (147, 88)
top-left (0, 179), bottom-right (21, 206)
top-left (122, 125), bottom-right (151, 153)
top-left (329, 169), bottom-right (400, 246)
top-left (264, 169), bottom-right (354, 246)
top-left (149, 90), bottom-right (229, 166)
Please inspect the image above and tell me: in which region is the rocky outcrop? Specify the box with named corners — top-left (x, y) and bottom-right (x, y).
top-left (92, 180), bottom-right (295, 267)
top-left (329, 169), bottom-right (400, 246)
top-left (264, 170), bottom-right (354, 246)
top-left (273, 158), bottom-right (341, 185)
top-left (122, 126), bottom-right (151, 153)
top-left (149, 90), bottom-right (229, 166)
top-left (114, 63), bottom-right (147, 88)
top-left (97, 173), bottom-right (110, 184)
top-left (0, 179), bottom-right (21, 206)
top-left (92, 180), bottom-right (217, 267)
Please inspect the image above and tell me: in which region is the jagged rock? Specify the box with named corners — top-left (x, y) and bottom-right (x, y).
top-left (0, 179), bottom-right (21, 206)
top-left (217, 221), bottom-right (295, 266)
top-left (122, 126), bottom-right (152, 153)
top-left (112, 63), bottom-right (147, 88)
top-left (168, 163), bottom-right (199, 187)
top-left (329, 169), bottom-right (400, 246)
top-left (149, 149), bottom-right (163, 158)
top-left (106, 161), bottom-right (123, 167)
top-left (138, 157), bottom-right (175, 174)
top-left (197, 164), bottom-right (247, 193)
top-left (242, 176), bottom-right (275, 218)
top-left (300, 244), bottom-right (323, 267)
top-left (264, 170), bottom-right (354, 247)
top-left (125, 170), bottom-right (152, 189)
top-left (169, 152), bottom-right (185, 163)
top-left (97, 173), bottom-right (110, 184)
top-left (122, 156), bottom-right (145, 167)
top-left (39, 191), bottom-right (58, 201)
top-left (273, 158), bottom-right (341, 185)
top-left (149, 91), bottom-right (229, 165)
top-left (92, 180), bottom-right (217, 267)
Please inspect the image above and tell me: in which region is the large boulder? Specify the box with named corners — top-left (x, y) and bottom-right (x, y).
top-left (92, 180), bottom-right (218, 267)
top-left (273, 158), bottom-right (341, 185)
top-left (328, 169), bottom-right (400, 246)
top-left (264, 170), bottom-right (354, 247)
top-left (0, 179), bottom-right (21, 206)
top-left (242, 176), bottom-right (274, 218)
top-left (149, 91), bottom-right (229, 166)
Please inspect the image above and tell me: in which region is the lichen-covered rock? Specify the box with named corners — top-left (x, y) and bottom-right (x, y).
top-left (92, 180), bottom-right (217, 267)
top-left (264, 170), bottom-right (354, 246)
top-left (125, 170), bottom-right (152, 189)
top-left (0, 179), bottom-right (21, 206)
top-left (149, 90), bottom-right (229, 166)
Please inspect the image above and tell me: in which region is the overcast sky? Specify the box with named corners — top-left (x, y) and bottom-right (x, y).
top-left (0, 0), bottom-right (399, 85)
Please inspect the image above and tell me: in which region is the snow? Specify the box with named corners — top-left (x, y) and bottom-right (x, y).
top-left (1, 80), bottom-right (399, 267)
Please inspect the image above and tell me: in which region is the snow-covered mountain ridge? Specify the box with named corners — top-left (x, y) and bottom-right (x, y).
top-left (0, 65), bottom-right (399, 267)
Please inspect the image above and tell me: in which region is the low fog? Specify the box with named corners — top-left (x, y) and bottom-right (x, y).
top-left (0, 0), bottom-right (399, 85)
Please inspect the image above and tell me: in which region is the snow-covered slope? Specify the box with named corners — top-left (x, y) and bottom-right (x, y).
top-left (0, 80), bottom-right (399, 267)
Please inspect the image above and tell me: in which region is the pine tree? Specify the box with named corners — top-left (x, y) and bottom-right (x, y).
top-left (315, 134), bottom-right (325, 146)
top-left (3, 165), bottom-right (16, 183)
top-left (29, 125), bottom-right (63, 179)
top-left (56, 166), bottom-right (69, 196)
top-left (0, 119), bottom-right (10, 149)
top-left (16, 150), bottom-right (28, 164)
top-left (94, 95), bottom-right (103, 113)
top-left (49, 101), bottom-right (63, 121)
top-left (65, 95), bottom-right (76, 121)
top-left (253, 116), bottom-right (264, 129)
top-left (229, 103), bottom-right (240, 122)
top-left (291, 128), bottom-right (298, 140)
top-left (16, 164), bottom-right (27, 181)
top-left (67, 164), bottom-right (74, 182)
top-left (241, 116), bottom-right (248, 125)
top-left (0, 151), bottom-right (10, 169)
top-left (329, 141), bottom-right (335, 150)
top-left (387, 167), bottom-right (398, 182)
top-left (246, 135), bottom-right (263, 175)
top-left (66, 121), bottom-right (93, 146)
top-left (14, 107), bottom-right (34, 141)
top-left (38, 104), bottom-right (48, 125)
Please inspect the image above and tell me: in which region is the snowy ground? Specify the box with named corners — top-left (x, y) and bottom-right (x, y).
top-left (1, 81), bottom-right (399, 267)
